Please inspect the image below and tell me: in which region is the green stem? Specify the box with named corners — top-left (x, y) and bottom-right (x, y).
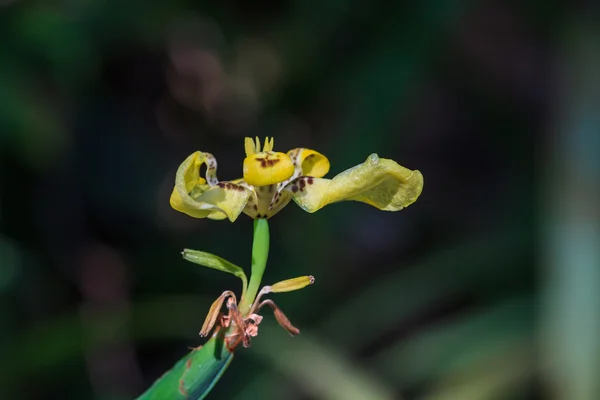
top-left (239, 219), bottom-right (270, 314)
top-left (240, 274), bottom-right (248, 302)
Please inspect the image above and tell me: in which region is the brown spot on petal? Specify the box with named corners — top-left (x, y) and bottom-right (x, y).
top-left (255, 158), bottom-right (267, 168)
top-left (307, 177), bottom-right (314, 184)
top-left (299, 179), bottom-right (306, 188)
top-left (291, 185), bottom-right (298, 193)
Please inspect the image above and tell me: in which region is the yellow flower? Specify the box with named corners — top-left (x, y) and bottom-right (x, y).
top-left (170, 137), bottom-right (424, 221)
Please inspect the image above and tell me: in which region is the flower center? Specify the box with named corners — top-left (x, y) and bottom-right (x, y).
top-left (243, 137), bottom-right (294, 187)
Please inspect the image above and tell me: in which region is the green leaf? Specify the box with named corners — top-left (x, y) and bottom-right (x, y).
top-left (137, 332), bottom-right (234, 400)
top-left (182, 249), bottom-right (248, 296)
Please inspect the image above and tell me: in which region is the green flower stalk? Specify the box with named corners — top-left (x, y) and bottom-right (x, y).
top-left (138, 219), bottom-right (313, 400)
top-left (137, 137), bottom-right (423, 399)
top-left (239, 218), bottom-right (270, 314)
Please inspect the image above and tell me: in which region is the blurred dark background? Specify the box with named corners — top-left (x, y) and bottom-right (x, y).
top-left (1, 1), bottom-right (599, 399)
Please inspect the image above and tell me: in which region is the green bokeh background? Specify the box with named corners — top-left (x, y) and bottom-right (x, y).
top-left (1, 1), bottom-right (598, 399)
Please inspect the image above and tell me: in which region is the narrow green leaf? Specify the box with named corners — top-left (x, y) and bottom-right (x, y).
top-left (137, 332), bottom-right (234, 400)
top-left (182, 249), bottom-right (248, 296)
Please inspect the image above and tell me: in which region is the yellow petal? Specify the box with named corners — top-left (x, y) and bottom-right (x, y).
top-left (287, 148), bottom-right (330, 178)
top-left (170, 152), bottom-right (252, 222)
top-left (287, 153), bottom-right (423, 213)
top-left (204, 182), bottom-right (254, 221)
top-left (269, 275), bottom-right (315, 293)
top-left (170, 151), bottom-right (208, 217)
top-left (243, 152), bottom-right (294, 187)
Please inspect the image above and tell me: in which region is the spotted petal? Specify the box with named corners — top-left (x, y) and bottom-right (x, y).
top-left (287, 153), bottom-right (423, 213)
top-left (170, 151), bottom-right (252, 222)
top-left (287, 148), bottom-right (330, 178)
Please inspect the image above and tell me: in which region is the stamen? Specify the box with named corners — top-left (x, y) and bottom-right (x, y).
top-left (263, 137), bottom-right (274, 152)
top-left (245, 137), bottom-right (257, 156)
top-left (254, 136), bottom-right (260, 153)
